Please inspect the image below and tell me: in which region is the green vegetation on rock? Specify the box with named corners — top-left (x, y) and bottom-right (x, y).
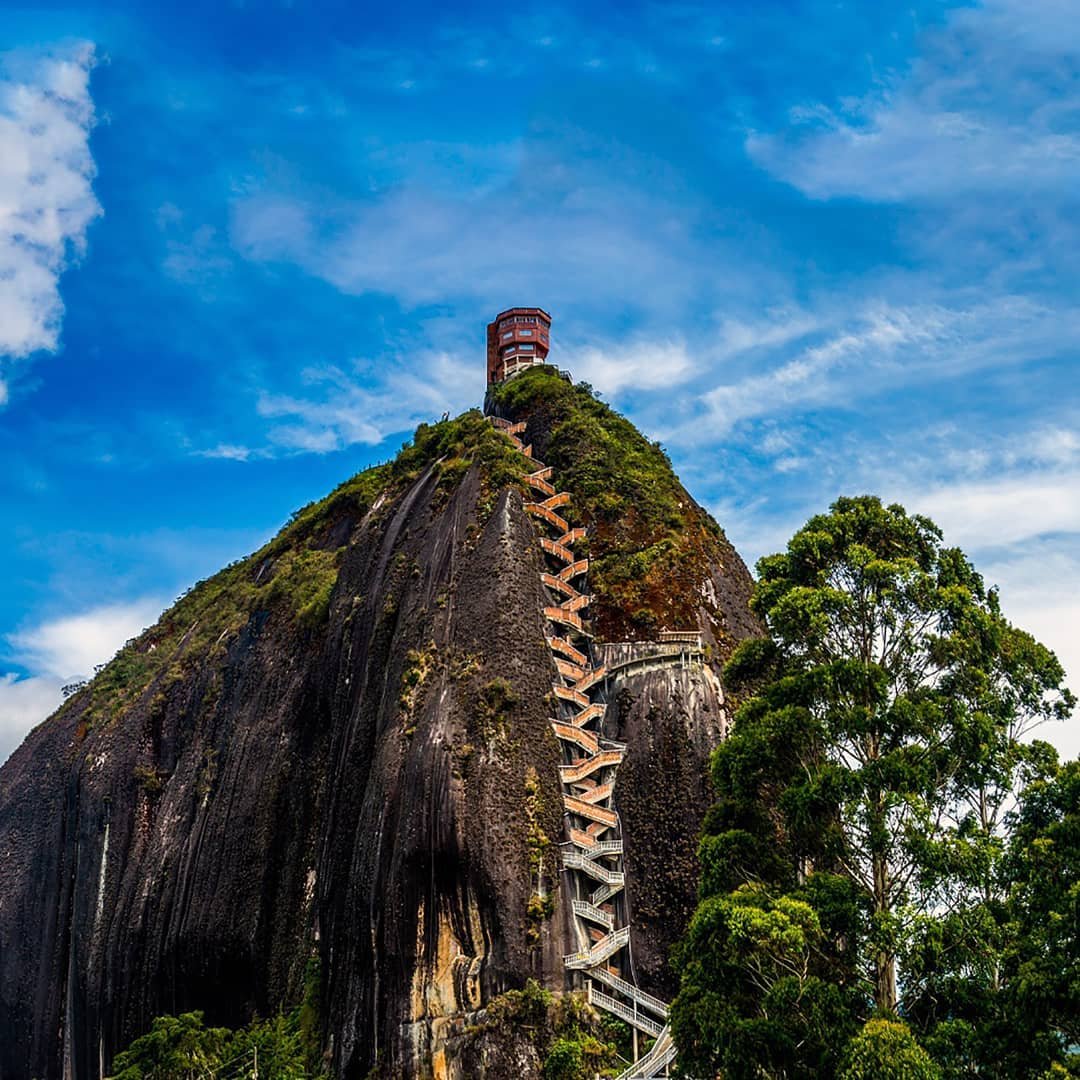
top-left (66, 410), bottom-right (525, 737)
top-left (524, 766), bottom-right (556, 946)
top-left (471, 981), bottom-right (621, 1080)
top-left (488, 365), bottom-right (746, 644)
top-left (109, 960), bottom-right (324, 1079)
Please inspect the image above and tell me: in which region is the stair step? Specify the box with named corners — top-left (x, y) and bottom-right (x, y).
top-left (564, 796), bottom-right (617, 828)
top-left (547, 636), bottom-right (587, 665)
top-left (572, 900), bottom-right (615, 931)
top-left (559, 559), bottom-right (589, 582)
top-left (552, 724), bottom-right (598, 755)
top-left (560, 750), bottom-right (624, 783)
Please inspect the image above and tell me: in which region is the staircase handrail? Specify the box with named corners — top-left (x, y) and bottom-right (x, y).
top-left (571, 899), bottom-right (614, 930)
top-left (588, 987), bottom-right (665, 1038)
top-left (562, 850), bottom-right (624, 885)
top-left (563, 925), bottom-right (630, 968)
top-left (614, 1026), bottom-right (676, 1080)
top-left (589, 967), bottom-right (669, 1019)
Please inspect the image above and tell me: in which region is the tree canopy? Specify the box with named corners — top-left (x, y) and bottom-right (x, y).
top-left (672, 495), bottom-right (1076, 1079)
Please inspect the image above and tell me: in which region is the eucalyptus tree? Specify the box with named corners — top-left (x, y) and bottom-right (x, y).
top-left (726, 495), bottom-right (1072, 1012)
top-left (673, 496), bottom-right (1073, 1080)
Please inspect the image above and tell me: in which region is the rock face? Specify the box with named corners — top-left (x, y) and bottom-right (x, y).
top-left (593, 643), bottom-right (728, 999)
top-left (0, 374), bottom-right (759, 1079)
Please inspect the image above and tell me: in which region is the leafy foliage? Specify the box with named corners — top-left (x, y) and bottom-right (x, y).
top-left (839, 1019), bottom-right (940, 1080)
top-left (488, 365), bottom-right (742, 644)
top-left (64, 410), bottom-right (524, 736)
top-left (109, 960), bottom-right (324, 1078)
top-left (474, 981), bottom-right (620, 1079)
top-left (981, 759), bottom-right (1080, 1077)
top-left (672, 883), bottom-right (859, 1079)
top-left (673, 495), bottom-right (1076, 1079)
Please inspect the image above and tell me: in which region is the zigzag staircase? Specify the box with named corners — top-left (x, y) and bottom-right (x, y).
top-left (490, 416), bottom-right (674, 1080)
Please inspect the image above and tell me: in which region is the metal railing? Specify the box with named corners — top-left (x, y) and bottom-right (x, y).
top-left (659, 629), bottom-right (702, 645)
top-left (590, 882), bottom-right (620, 907)
top-left (588, 986), bottom-right (665, 1038)
top-left (571, 899), bottom-right (615, 930)
top-left (561, 751), bottom-right (623, 783)
top-left (589, 967), bottom-right (669, 1019)
top-left (552, 724), bottom-right (598, 755)
top-left (572, 781), bottom-right (614, 805)
top-left (599, 649), bottom-right (706, 685)
top-left (562, 850), bottom-right (624, 885)
top-left (563, 795), bottom-right (617, 827)
top-left (563, 925), bottom-right (631, 969)
top-left (614, 1026), bottom-right (676, 1079)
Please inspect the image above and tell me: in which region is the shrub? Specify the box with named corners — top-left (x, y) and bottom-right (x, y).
top-left (840, 1019), bottom-right (941, 1080)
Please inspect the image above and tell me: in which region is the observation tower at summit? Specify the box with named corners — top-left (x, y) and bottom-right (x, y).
top-left (486, 307), bottom-right (552, 384)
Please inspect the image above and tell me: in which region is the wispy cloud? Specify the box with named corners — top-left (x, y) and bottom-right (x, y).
top-left (9, 599), bottom-right (163, 681)
top-left (1, 598), bottom-right (163, 763)
top-left (568, 338), bottom-right (696, 394)
top-left (230, 175), bottom-right (702, 315)
top-left (0, 42), bottom-right (101, 382)
top-left (257, 350), bottom-right (480, 452)
top-left (676, 296), bottom-right (1080, 442)
top-left (747, 0), bottom-right (1080, 203)
top-left (699, 304), bottom-right (945, 434)
top-left (194, 443), bottom-right (254, 461)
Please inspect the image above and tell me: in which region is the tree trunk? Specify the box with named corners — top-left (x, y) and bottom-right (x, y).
top-left (872, 846), bottom-right (897, 1013)
top-left (873, 942), bottom-right (897, 1013)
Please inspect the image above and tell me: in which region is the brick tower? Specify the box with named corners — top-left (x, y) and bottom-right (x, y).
top-left (486, 307), bottom-right (552, 384)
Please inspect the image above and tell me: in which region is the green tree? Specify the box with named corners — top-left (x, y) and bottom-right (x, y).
top-left (109, 1012), bottom-right (231, 1080)
top-left (673, 496), bottom-right (1073, 1078)
top-left (839, 1019), bottom-right (940, 1080)
top-left (996, 759), bottom-right (1080, 1073)
top-left (109, 958), bottom-right (325, 1078)
top-left (729, 496), bottom-right (1070, 1011)
top-left (672, 883), bottom-right (858, 1078)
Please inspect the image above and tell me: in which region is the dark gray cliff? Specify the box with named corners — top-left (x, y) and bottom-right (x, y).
top-left (0, 383), bottom-right (759, 1079)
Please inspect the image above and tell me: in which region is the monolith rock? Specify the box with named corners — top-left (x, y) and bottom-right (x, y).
top-left (0, 364), bottom-right (758, 1079)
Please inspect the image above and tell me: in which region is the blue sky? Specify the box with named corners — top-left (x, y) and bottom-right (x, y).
top-left (1, 0), bottom-right (1078, 762)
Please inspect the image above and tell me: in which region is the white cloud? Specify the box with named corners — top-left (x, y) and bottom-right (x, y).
top-left (230, 179), bottom-right (701, 314)
top-left (0, 42), bottom-right (101, 368)
top-left (680, 296), bottom-right (1080, 442)
top-left (712, 309), bottom-right (823, 362)
top-left (0, 673), bottom-right (66, 764)
top-left (747, 0), bottom-right (1080, 203)
top-left (697, 304), bottom-right (956, 435)
top-left (196, 443), bottom-right (254, 461)
top-left (569, 338), bottom-right (695, 394)
top-left (967, 538), bottom-right (1080, 760)
top-left (1, 599), bottom-right (162, 764)
top-left (257, 350), bottom-right (481, 452)
top-left (906, 471), bottom-right (1080, 550)
top-left (749, 102), bottom-right (1080, 203)
top-left (9, 599), bottom-right (162, 682)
